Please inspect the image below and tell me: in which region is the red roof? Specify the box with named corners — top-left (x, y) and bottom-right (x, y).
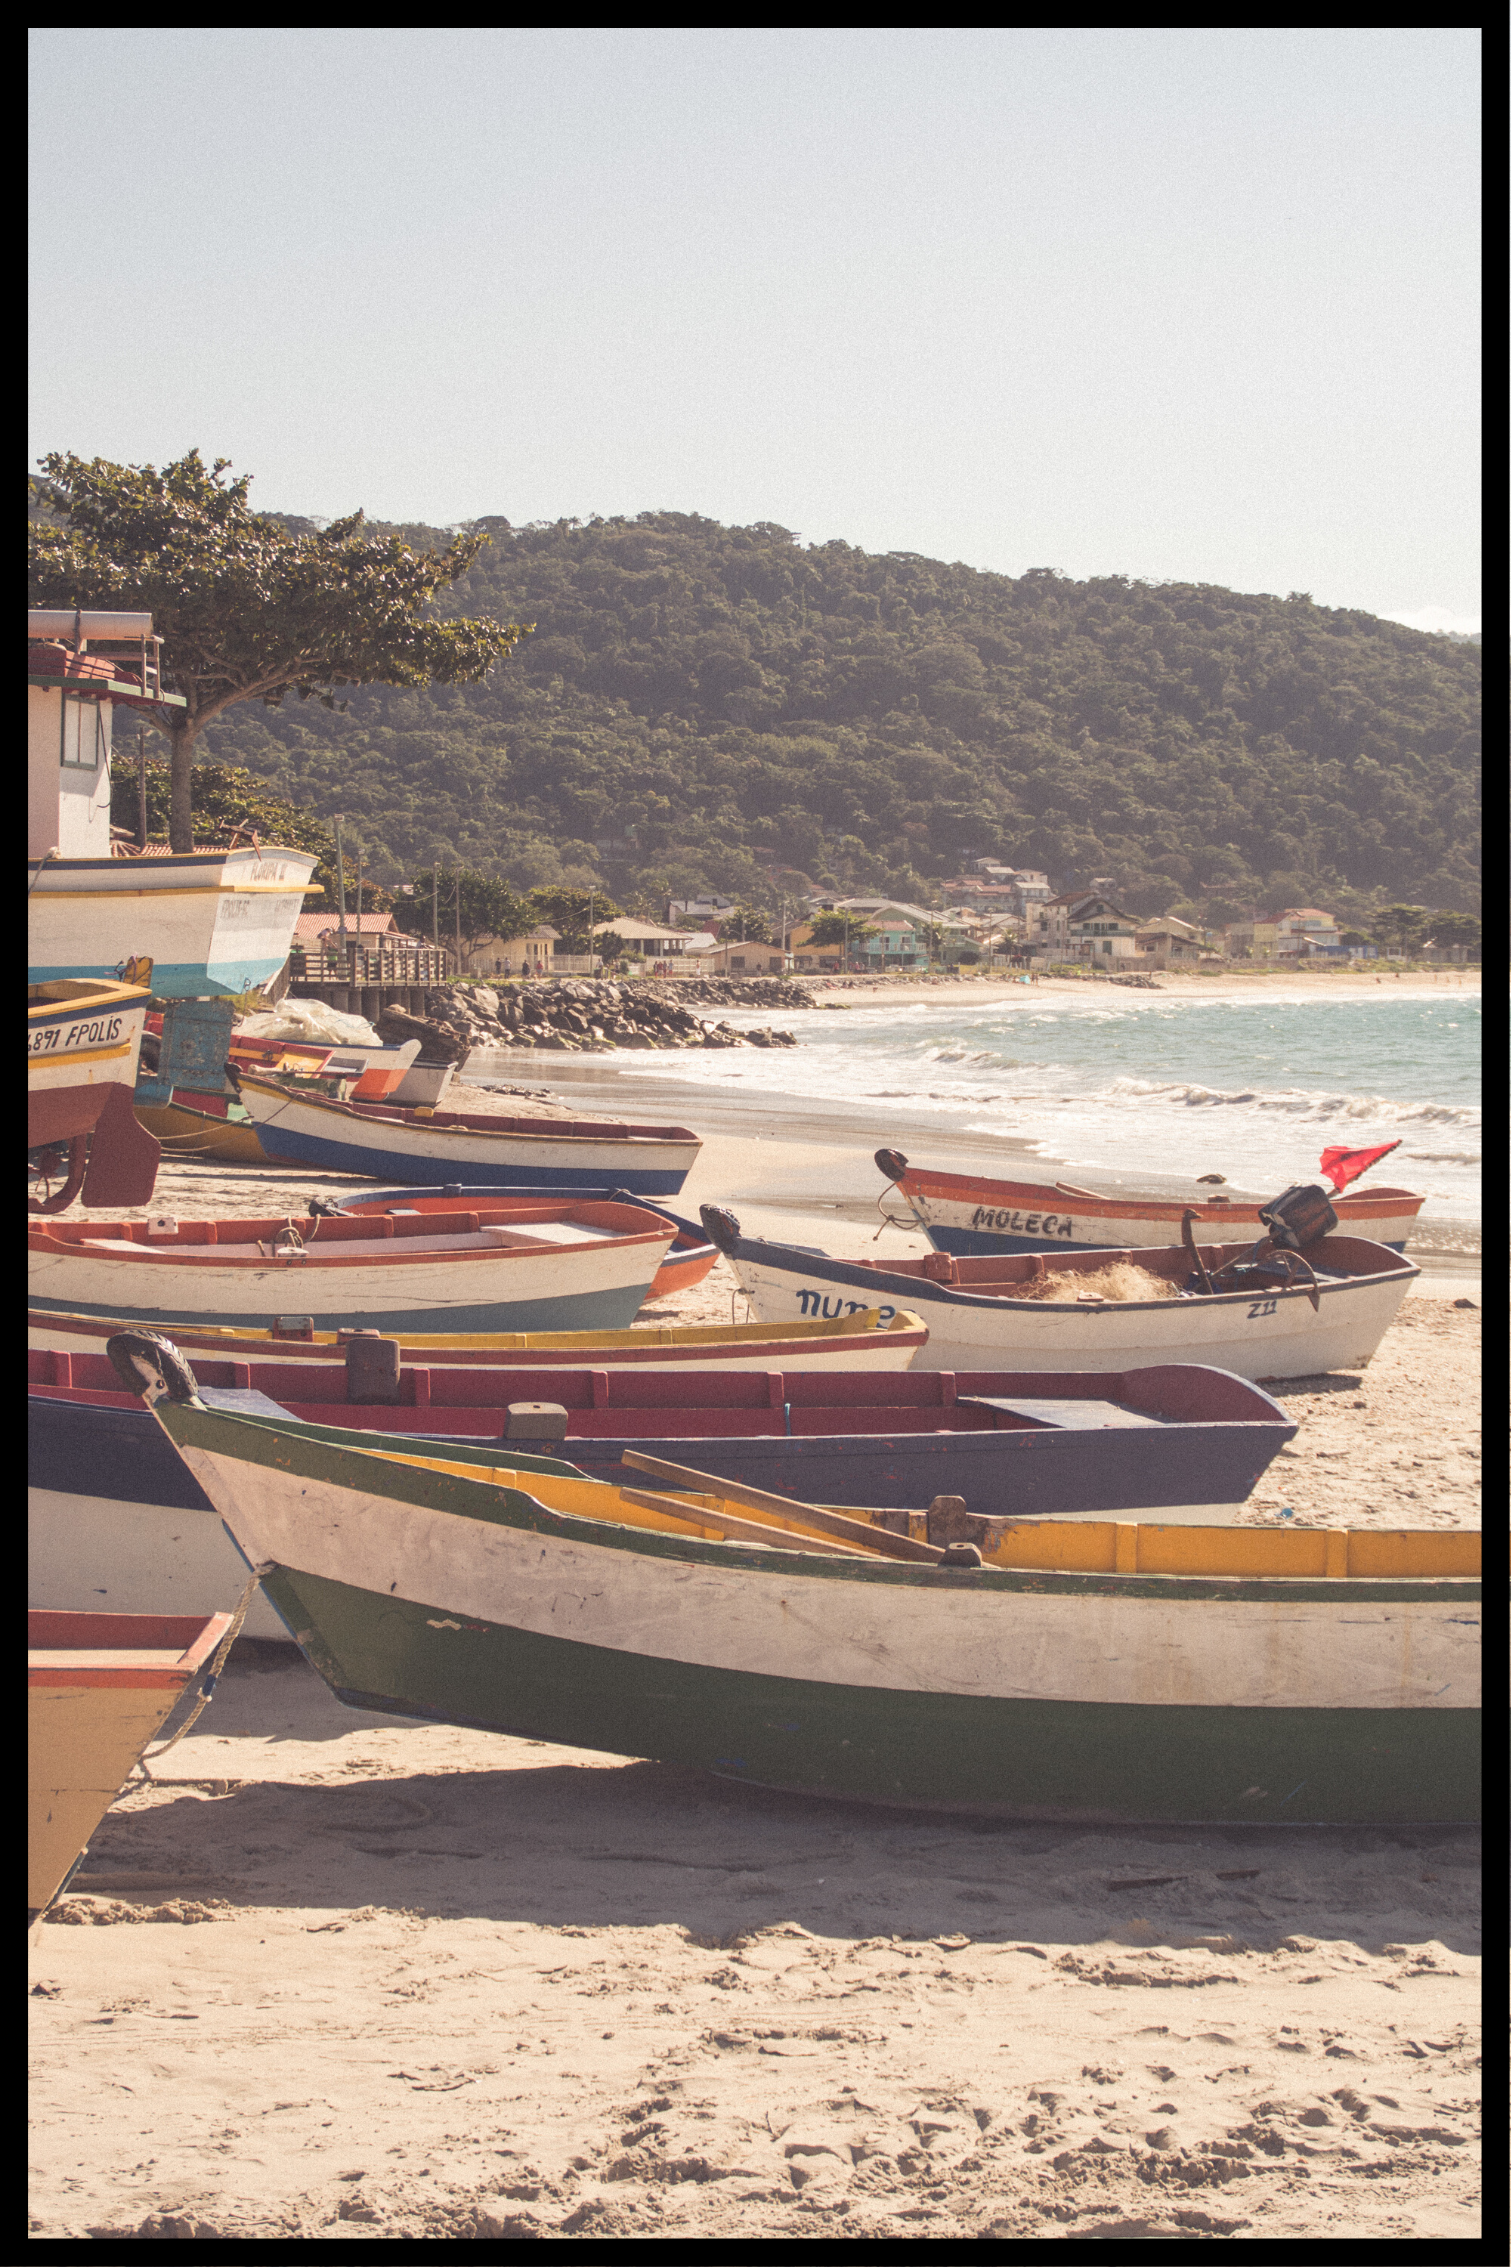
top-left (291, 911), bottom-right (395, 944)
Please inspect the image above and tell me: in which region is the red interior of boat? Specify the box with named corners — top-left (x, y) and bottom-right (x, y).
top-left (29, 1351), bottom-right (1282, 1435)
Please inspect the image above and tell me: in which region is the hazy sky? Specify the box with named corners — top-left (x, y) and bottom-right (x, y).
top-left (29, 29), bottom-right (1480, 631)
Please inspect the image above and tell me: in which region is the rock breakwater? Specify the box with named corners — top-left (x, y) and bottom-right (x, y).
top-left (379, 979), bottom-right (801, 1059)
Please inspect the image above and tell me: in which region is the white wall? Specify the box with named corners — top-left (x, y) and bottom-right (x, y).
top-left (29, 684), bottom-right (115, 859)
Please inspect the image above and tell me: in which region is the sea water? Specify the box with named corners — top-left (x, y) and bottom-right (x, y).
top-left (597, 987), bottom-right (1481, 1240)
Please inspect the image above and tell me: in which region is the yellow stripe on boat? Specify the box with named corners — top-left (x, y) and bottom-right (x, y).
top-left (324, 1438), bottom-right (1480, 1580)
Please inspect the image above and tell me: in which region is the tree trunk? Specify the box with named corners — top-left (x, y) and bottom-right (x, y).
top-left (168, 717), bottom-right (200, 854)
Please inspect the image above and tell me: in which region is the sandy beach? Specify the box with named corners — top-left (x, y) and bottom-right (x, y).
top-left (29, 986), bottom-right (1481, 2240)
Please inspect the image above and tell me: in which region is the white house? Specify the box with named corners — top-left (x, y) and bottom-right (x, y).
top-left (1029, 891), bottom-right (1140, 962)
top-left (28, 611), bottom-right (185, 860)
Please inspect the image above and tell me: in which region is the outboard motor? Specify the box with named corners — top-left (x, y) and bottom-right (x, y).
top-left (1257, 1183), bottom-right (1338, 1252)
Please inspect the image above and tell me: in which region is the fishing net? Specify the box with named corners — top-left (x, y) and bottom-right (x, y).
top-left (1020, 1260), bottom-right (1180, 1303)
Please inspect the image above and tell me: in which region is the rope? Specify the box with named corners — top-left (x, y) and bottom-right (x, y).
top-left (128, 1562), bottom-right (275, 1786)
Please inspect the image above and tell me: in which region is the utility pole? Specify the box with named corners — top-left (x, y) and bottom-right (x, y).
top-left (431, 865), bottom-right (439, 951)
top-left (589, 890), bottom-right (595, 979)
top-left (334, 815), bottom-right (347, 946)
top-left (135, 724), bottom-right (147, 851)
top-left (454, 864), bottom-right (462, 974)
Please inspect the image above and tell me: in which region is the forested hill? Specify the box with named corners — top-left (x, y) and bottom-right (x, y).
top-left (196, 511), bottom-right (1481, 926)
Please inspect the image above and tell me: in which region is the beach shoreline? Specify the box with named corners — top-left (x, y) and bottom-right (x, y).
top-left (29, 979), bottom-right (1481, 2241)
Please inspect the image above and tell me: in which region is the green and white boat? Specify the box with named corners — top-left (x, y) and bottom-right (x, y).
top-left (148, 1396), bottom-right (1481, 1825)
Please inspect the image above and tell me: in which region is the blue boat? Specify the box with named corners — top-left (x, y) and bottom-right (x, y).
top-left (237, 1074), bottom-right (701, 1194)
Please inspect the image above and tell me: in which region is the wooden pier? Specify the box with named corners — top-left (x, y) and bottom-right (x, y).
top-left (288, 936), bottom-right (457, 1021)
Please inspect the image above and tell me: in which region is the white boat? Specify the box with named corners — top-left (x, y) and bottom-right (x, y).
top-left (140, 1392), bottom-right (1482, 1823)
top-left (876, 1151), bottom-right (1425, 1256)
top-left (237, 1072), bottom-right (702, 1194)
top-left (28, 843), bottom-right (320, 999)
top-left (700, 1208), bottom-right (1418, 1382)
top-left (29, 1197), bottom-right (678, 1336)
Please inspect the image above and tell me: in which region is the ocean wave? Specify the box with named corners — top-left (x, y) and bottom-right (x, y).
top-left (1097, 1076), bottom-right (1480, 1126)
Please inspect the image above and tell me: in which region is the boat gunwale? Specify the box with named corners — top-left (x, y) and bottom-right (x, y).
top-left (26, 1304), bottom-right (928, 1359)
top-left (238, 1072), bottom-right (699, 1148)
top-left (154, 1400), bottom-right (1481, 1601)
top-left (729, 1231), bottom-right (1419, 1311)
top-left (893, 1162), bottom-right (1425, 1223)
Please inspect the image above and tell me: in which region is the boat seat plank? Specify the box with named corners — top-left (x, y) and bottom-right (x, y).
top-left (958, 1396), bottom-right (1169, 1429)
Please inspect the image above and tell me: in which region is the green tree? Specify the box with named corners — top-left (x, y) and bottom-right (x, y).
top-left (397, 867), bottom-right (533, 957)
top-left (1338, 929), bottom-right (1373, 952)
top-left (1376, 904), bottom-right (1432, 956)
top-left (718, 902), bottom-right (774, 944)
top-left (1427, 911), bottom-right (1480, 959)
top-left (110, 755), bottom-right (334, 899)
top-left (806, 910), bottom-right (877, 953)
top-left (30, 450), bottom-right (529, 851)
top-left (522, 886), bottom-right (622, 954)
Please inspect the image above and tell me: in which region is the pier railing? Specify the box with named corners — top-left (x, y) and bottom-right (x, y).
top-left (289, 937), bottom-right (456, 989)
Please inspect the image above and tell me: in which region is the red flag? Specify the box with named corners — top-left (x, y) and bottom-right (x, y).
top-left (1318, 1140), bottom-right (1401, 1193)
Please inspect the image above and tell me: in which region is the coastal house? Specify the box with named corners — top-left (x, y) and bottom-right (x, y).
top-left (464, 924), bottom-right (560, 977)
top-left (1223, 909), bottom-right (1341, 960)
top-left (1030, 892), bottom-right (1140, 963)
top-left (590, 917), bottom-right (697, 963)
top-left (1134, 917), bottom-right (1207, 969)
top-left (291, 911), bottom-right (397, 950)
top-left (1274, 908), bottom-right (1343, 957)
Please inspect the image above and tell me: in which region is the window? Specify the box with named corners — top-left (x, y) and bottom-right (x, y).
top-left (61, 691), bottom-right (108, 770)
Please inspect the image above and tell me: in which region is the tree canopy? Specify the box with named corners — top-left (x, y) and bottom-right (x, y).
top-left (395, 868), bottom-right (535, 957)
top-left (30, 450), bottom-right (529, 850)
top-left (159, 507), bottom-right (1476, 927)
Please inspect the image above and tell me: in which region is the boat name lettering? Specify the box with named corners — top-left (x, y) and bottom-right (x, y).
top-left (969, 1205), bottom-right (1074, 1238)
top-left (794, 1291), bottom-right (875, 1319)
top-left (29, 1013), bottom-right (126, 1055)
top-left (1246, 1297), bottom-right (1279, 1320)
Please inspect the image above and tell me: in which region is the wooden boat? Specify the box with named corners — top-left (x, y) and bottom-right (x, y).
top-left (339, 1188), bottom-right (720, 1301)
top-left (28, 1304), bottom-right (930, 1374)
top-left (235, 1071), bottom-right (701, 1194)
top-left (700, 1207), bottom-right (1419, 1382)
top-left (876, 1149), bottom-right (1426, 1257)
top-left (140, 1395), bottom-right (1482, 1823)
top-left (29, 1608), bottom-right (232, 1917)
top-left (29, 979), bottom-right (161, 1210)
top-left (29, 1197), bottom-right (678, 1336)
top-left (28, 843), bottom-right (319, 997)
top-left (133, 1086), bottom-right (274, 1165)
top-left (28, 1351), bottom-right (1297, 1531)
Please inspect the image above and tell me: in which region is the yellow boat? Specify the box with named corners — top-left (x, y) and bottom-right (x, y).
top-left (29, 1303), bottom-right (932, 1374)
top-left (28, 1609), bottom-right (231, 1919)
top-left (132, 1093), bottom-right (273, 1163)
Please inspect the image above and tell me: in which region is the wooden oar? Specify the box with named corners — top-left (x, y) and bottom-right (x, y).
top-left (620, 1488), bottom-right (869, 1557)
top-left (620, 1449), bottom-right (945, 1564)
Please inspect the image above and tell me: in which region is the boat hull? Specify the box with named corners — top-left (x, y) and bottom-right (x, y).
top-left (28, 848), bottom-right (318, 998)
top-left (238, 1077), bottom-right (700, 1194)
top-left (28, 1360), bottom-right (1294, 1527)
top-left (29, 981), bottom-right (152, 1149)
top-left (133, 1095), bottom-right (273, 1165)
top-left (888, 1165), bottom-right (1424, 1257)
top-left (27, 1227), bottom-right (674, 1336)
top-left (29, 1488), bottom-right (291, 1641)
top-left (721, 1235), bottom-right (1417, 1381)
top-left (28, 1609), bottom-right (231, 1913)
top-left (157, 1404), bottom-right (1481, 1824)
top-left (343, 1189), bottom-right (718, 1301)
